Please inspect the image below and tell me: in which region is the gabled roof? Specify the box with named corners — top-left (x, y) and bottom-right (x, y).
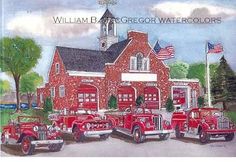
top-left (100, 9), bottom-right (115, 20)
top-left (56, 39), bottom-right (131, 72)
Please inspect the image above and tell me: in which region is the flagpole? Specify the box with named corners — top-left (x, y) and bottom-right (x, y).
top-left (205, 41), bottom-right (212, 107)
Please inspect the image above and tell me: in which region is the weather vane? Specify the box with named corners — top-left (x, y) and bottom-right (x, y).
top-left (98, 0), bottom-right (117, 9)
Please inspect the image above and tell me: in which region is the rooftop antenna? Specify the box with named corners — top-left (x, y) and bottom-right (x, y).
top-left (98, 0), bottom-right (117, 9)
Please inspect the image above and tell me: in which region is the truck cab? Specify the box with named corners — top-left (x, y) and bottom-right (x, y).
top-left (106, 106), bottom-right (173, 143)
top-left (171, 108), bottom-right (236, 143)
top-left (1, 116), bottom-right (63, 155)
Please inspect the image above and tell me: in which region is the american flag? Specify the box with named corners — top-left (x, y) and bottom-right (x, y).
top-left (154, 41), bottom-right (175, 60)
top-left (207, 42), bottom-right (223, 54)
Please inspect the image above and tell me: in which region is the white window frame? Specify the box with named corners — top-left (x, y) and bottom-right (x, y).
top-left (55, 63), bottom-right (60, 74)
top-left (59, 85), bottom-right (65, 97)
top-left (130, 56), bottom-right (137, 70)
top-left (50, 87), bottom-right (55, 98)
top-left (142, 58), bottom-right (150, 71)
top-left (40, 93), bottom-right (43, 103)
top-left (136, 53), bottom-right (143, 71)
top-left (130, 55), bottom-right (150, 72)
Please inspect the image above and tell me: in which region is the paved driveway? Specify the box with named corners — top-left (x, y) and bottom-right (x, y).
top-left (1, 132), bottom-right (236, 157)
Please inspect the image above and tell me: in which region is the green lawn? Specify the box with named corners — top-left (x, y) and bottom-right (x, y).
top-left (0, 109), bottom-right (51, 132)
top-left (225, 111), bottom-right (236, 124)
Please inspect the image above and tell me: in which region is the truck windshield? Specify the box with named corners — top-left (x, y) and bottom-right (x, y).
top-left (18, 116), bottom-right (40, 123)
top-left (133, 108), bottom-right (151, 114)
top-left (200, 110), bottom-right (221, 118)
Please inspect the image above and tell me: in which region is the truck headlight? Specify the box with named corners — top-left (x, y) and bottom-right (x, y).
top-left (33, 126), bottom-right (39, 132)
top-left (210, 124), bottom-right (215, 129)
top-left (164, 120), bottom-right (170, 126)
top-left (86, 123), bottom-right (91, 130)
top-left (48, 125), bottom-right (60, 132)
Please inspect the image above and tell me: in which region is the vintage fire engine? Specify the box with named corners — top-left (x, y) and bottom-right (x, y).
top-left (1, 116), bottom-right (63, 155)
top-left (48, 110), bottom-right (113, 142)
top-left (106, 106), bottom-right (173, 143)
top-left (171, 108), bottom-right (236, 143)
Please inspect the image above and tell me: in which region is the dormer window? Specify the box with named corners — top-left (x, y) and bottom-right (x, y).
top-left (130, 53), bottom-right (150, 71)
top-left (55, 63), bottom-right (60, 74)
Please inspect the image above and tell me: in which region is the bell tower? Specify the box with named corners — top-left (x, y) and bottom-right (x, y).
top-left (99, 9), bottom-right (118, 51)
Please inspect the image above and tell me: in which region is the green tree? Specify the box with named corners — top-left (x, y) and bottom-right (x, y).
top-left (0, 79), bottom-right (11, 96)
top-left (108, 95), bottom-right (117, 109)
top-left (165, 97), bottom-right (174, 112)
top-left (209, 63), bottom-right (219, 80)
top-left (43, 97), bottom-right (53, 113)
top-left (136, 96), bottom-right (144, 106)
top-left (0, 37), bottom-right (41, 111)
top-left (169, 61), bottom-right (189, 79)
top-left (187, 62), bottom-right (219, 87)
top-left (211, 56), bottom-right (236, 110)
top-left (20, 72), bottom-right (43, 109)
top-left (187, 63), bottom-right (205, 87)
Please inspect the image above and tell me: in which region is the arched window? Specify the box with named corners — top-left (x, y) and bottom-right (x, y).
top-left (130, 53), bottom-right (149, 71)
top-left (137, 53), bottom-right (143, 70)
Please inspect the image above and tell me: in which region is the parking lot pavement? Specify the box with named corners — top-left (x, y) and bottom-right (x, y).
top-left (1, 132), bottom-right (236, 157)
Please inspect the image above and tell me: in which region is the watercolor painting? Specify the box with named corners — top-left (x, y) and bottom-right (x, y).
top-left (0, 0), bottom-right (236, 157)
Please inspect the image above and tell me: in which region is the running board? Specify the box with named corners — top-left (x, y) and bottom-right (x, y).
top-left (115, 127), bottom-right (133, 137)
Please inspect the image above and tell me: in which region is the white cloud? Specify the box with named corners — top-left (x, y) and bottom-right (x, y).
top-left (151, 2), bottom-right (236, 18)
top-left (6, 8), bottom-right (103, 38)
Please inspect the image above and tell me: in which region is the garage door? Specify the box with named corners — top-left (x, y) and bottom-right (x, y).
top-left (144, 87), bottom-right (159, 109)
top-left (172, 87), bottom-right (188, 109)
top-left (117, 86), bottom-right (135, 110)
top-left (78, 84), bottom-right (98, 110)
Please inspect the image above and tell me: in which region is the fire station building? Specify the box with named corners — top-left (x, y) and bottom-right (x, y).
top-left (37, 9), bottom-right (200, 111)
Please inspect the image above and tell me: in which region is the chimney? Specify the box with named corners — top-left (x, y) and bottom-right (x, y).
top-left (127, 30), bottom-right (148, 42)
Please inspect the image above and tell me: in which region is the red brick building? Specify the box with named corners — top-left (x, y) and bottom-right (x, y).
top-left (37, 9), bottom-right (200, 111)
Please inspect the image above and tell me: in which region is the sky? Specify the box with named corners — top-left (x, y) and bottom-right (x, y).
top-left (0, 0), bottom-right (236, 86)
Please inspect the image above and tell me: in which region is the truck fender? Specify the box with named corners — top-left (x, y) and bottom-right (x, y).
top-left (72, 121), bottom-right (81, 132)
top-left (17, 130), bottom-right (37, 143)
top-left (199, 123), bottom-right (209, 132)
top-left (107, 117), bottom-right (116, 127)
top-left (131, 122), bottom-right (145, 134)
top-left (197, 124), bottom-right (208, 134)
top-left (174, 122), bottom-right (184, 131)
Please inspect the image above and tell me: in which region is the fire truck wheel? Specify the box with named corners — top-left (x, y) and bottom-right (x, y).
top-left (175, 125), bottom-right (184, 138)
top-left (1, 132), bottom-right (8, 145)
top-left (48, 137), bottom-right (64, 152)
top-left (100, 134), bottom-right (110, 140)
top-left (159, 133), bottom-right (170, 140)
top-left (21, 136), bottom-right (35, 155)
top-left (73, 127), bottom-right (85, 142)
top-left (199, 130), bottom-right (210, 144)
top-left (225, 133), bottom-right (234, 141)
top-left (133, 126), bottom-right (145, 143)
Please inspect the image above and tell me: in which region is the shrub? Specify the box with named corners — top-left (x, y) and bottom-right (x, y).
top-left (166, 97), bottom-right (174, 112)
top-left (108, 95), bottom-right (117, 109)
top-left (43, 97), bottom-right (53, 113)
top-left (136, 96), bottom-right (144, 106)
top-left (198, 96), bottom-right (205, 108)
